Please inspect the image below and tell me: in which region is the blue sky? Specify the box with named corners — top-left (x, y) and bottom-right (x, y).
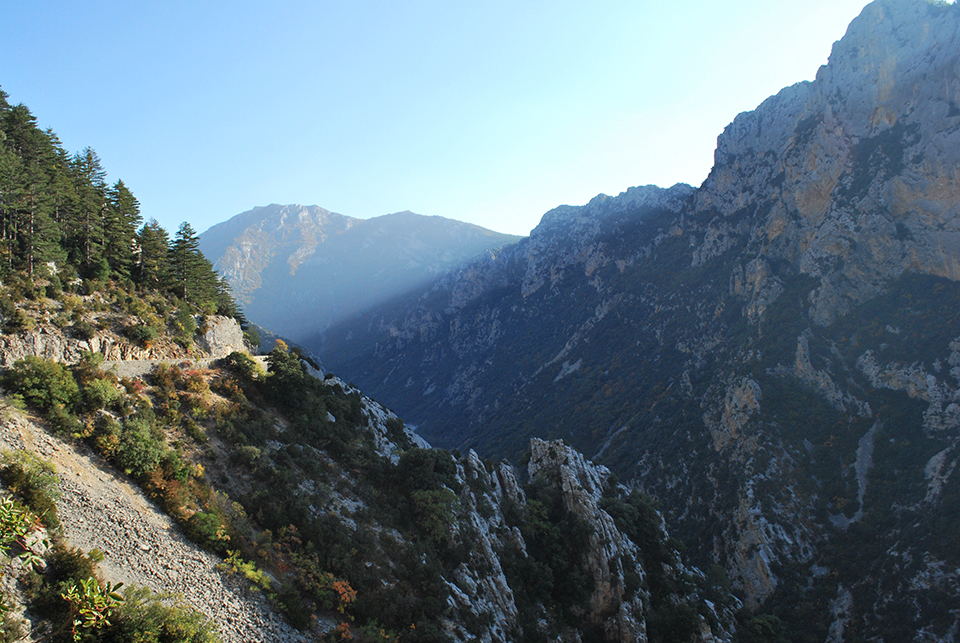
top-left (2, 0), bottom-right (877, 237)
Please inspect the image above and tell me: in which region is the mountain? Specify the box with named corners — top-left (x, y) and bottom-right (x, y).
top-left (0, 83), bottom-right (731, 642)
top-left (198, 204), bottom-right (522, 345)
top-left (313, 0), bottom-right (960, 639)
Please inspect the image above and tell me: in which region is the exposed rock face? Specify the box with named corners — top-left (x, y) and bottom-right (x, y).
top-left (527, 439), bottom-right (648, 642)
top-left (696, 0), bottom-right (960, 325)
top-left (314, 2), bottom-right (960, 639)
top-left (197, 204), bottom-right (360, 303)
top-left (443, 439), bottom-right (730, 643)
top-left (199, 205), bottom-right (521, 345)
top-left (198, 315), bottom-right (246, 358)
top-left (0, 316), bottom-right (244, 367)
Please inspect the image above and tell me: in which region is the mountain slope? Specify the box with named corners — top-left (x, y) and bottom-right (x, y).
top-left (199, 205), bottom-right (521, 345)
top-left (315, 1), bottom-right (960, 639)
top-left (0, 289), bottom-right (737, 642)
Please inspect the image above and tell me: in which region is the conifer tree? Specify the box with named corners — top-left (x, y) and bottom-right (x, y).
top-left (135, 219), bottom-right (170, 289)
top-left (104, 179), bottom-right (141, 278)
top-left (69, 147), bottom-right (107, 275)
top-left (169, 222), bottom-right (218, 307)
top-left (0, 103), bottom-right (63, 274)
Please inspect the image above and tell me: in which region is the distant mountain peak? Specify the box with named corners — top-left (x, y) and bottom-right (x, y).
top-left (199, 205), bottom-right (522, 343)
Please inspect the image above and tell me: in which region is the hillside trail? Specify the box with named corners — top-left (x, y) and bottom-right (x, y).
top-left (0, 407), bottom-right (314, 643)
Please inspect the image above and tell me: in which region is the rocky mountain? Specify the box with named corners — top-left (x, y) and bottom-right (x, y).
top-left (313, 0), bottom-right (960, 639)
top-left (198, 204), bottom-right (521, 345)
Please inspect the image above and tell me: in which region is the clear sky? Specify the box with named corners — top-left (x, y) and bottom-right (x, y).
top-left (2, 0), bottom-right (878, 237)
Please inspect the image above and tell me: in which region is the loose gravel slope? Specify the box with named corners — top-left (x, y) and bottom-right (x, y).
top-left (0, 408), bottom-right (313, 643)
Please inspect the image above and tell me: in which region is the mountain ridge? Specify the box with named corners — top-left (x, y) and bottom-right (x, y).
top-left (311, 1), bottom-right (960, 638)
top-left (199, 204), bottom-right (522, 345)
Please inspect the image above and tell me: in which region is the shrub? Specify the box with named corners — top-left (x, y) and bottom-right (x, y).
top-left (222, 351), bottom-right (264, 382)
top-left (125, 324), bottom-right (159, 347)
top-left (46, 402), bottom-right (84, 436)
top-left (71, 320), bottom-right (96, 341)
top-left (97, 586), bottom-right (220, 643)
top-left (242, 326), bottom-right (261, 350)
top-left (183, 371), bottom-right (209, 395)
top-left (4, 356), bottom-right (80, 413)
top-left (82, 378), bottom-right (122, 412)
top-left (218, 550), bottom-right (271, 591)
top-left (184, 512), bottom-right (229, 553)
top-left (27, 543), bottom-right (100, 626)
top-left (0, 450), bottom-right (61, 529)
top-left (4, 309), bottom-right (35, 332)
top-left (45, 274), bottom-right (63, 299)
top-left (410, 489), bottom-right (458, 544)
top-left (173, 308), bottom-right (197, 347)
top-left (115, 417), bottom-right (164, 478)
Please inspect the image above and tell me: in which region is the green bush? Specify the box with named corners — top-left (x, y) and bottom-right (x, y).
top-left (222, 351), bottom-right (264, 381)
top-left (46, 402), bottom-right (84, 436)
top-left (82, 378), bottom-right (122, 412)
top-left (115, 417), bottom-right (164, 478)
top-left (27, 543), bottom-right (100, 630)
top-left (242, 326), bottom-right (261, 350)
top-left (125, 323), bottom-right (159, 346)
top-left (182, 511), bottom-right (231, 555)
top-left (96, 586), bottom-right (220, 643)
top-left (0, 450), bottom-right (61, 529)
top-left (45, 274), bottom-right (63, 299)
top-left (71, 320), bottom-right (96, 341)
top-left (173, 307), bottom-right (197, 347)
top-left (410, 489), bottom-right (458, 544)
top-left (4, 356), bottom-right (80, 413)
top-left (0, 295), bottom-right (16, 320)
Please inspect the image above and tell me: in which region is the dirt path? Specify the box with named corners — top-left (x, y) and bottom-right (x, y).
top-left (0, 408), bottom-right (313, 643)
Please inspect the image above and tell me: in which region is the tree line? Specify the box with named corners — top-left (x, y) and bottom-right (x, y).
top-left (0, 88), bottom-right (239, 319)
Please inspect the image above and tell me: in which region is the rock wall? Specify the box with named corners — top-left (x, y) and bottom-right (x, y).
top-left (0, 316), bottom-right (245, 368)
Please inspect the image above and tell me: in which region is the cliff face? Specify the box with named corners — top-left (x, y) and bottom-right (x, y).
top-left (696, 0), bottom-right (960, 325)
top-left (0, 314), bottom-right (245, 367)
top-left (442, 438), bottom-right (733, 643)
top-left (197, 204), bottom-right (360, 305)
top-left (316, 1), bottom-right (960, 639)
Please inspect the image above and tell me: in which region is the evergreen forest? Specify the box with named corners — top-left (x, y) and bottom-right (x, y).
top-left (0, 89), bottom-right (239, 320)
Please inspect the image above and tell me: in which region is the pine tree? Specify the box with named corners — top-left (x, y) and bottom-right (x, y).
top-left (135, 219), bottom-right (170, 289)
top-left (169, 222), bottom-right (218, 308)
top-left (0, 103), bottom-right (62, 275)
top-left (68, 147), bottom-right (107, 275)
top-left (0, 137), bottom-right (23, 272)
top-left (103, 179), bottom-right (141, 278)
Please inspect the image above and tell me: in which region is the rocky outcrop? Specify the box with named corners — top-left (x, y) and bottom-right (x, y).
top-left (0, 325), bottom-right (187, 367)
top-left (0, 316), bottom-right (245, 368)
top-left (443, 451), bottom-right (524, 643)
top-left (197, 315), bottom-right (246, 358)
top-left (527, 439), bottom-right (649, 642)
top-left (697, 0), bottom-right (960, 325)
top-left (441, 439), bottom-right (731, 643)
